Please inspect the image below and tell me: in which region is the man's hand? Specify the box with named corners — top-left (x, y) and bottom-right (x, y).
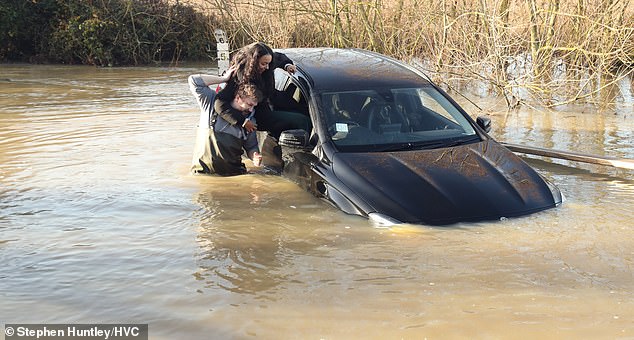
top-left (222, 64), bottom-right (238, 81)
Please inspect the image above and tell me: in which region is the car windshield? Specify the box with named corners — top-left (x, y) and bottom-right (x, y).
top-left (320, 86), bottom-right (479, 152)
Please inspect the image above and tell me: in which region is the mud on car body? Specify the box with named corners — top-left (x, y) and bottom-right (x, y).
top-left (268, 48), bottom-right (563, 226)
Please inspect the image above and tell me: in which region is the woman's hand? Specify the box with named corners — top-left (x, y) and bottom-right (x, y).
top-left (284, 64), bottom-right (296, 74)
top-left (243, 119), bottom-right (257, 133)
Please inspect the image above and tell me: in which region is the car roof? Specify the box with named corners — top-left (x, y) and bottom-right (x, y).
top-left (277, 48), bottom-right (431, 92)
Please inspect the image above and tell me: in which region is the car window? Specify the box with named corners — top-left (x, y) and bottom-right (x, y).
top-left (320, 87), bottom-right (479, 152)
top-left (416, 88), bottom-right (461, 126)
top-left (273, 69), bottom-right (309, 115)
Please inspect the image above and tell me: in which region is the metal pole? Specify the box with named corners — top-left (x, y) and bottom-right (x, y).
top-left (501, 142), bottom-right (634, 170)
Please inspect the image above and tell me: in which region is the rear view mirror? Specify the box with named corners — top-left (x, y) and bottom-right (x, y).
top-left (476, 116), bottom-right (491, 133)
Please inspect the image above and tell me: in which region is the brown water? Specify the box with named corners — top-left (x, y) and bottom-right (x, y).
top-left (1, 64), bottom-right (633, 339)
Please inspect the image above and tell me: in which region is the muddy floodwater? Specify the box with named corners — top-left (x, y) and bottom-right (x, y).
top-left (1, 64), bottom-right (633, 339)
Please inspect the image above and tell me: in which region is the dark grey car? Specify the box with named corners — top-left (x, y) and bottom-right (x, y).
top-left (267, 48), bottom-right (563, 226)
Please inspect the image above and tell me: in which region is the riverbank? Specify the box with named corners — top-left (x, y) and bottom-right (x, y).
top-left (2, 0), bottom-right (632, 108)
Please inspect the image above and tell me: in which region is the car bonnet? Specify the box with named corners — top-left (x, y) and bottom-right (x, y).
top-left (330, 140), bottom-right (560, 225)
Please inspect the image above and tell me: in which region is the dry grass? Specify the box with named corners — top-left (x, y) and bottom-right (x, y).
top-left (185, 0), bottom-right (633, 108)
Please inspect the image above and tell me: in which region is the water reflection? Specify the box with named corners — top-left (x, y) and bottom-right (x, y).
top-left (192, 175), bottom-right (332, 295)
top-left (617, 74), bottom-right (634, 110)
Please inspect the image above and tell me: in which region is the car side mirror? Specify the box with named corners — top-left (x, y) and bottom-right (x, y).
top-left (279, 129), bottom-right (310, 149)
top-left (476, 116), bottom-right (491, 133)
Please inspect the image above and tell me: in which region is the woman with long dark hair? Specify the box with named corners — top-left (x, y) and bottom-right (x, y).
top-left (214, 42), bottom-right (295, 133)
top-left (214, 42), bottom-right (296, 172)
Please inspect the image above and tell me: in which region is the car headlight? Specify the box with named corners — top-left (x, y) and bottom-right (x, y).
top-left (368, 213), bottom-right (402, 227)
top-left (545, 179), bottom-right (565, 206)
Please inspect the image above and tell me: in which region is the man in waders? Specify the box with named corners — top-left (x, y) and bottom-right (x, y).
top-left (189, 71), bottom-right (263, 176)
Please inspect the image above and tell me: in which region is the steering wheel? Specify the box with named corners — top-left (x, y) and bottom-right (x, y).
top-left (365, 101), bottom-right (409, 133)
top-left (367, 103), bottom-right (385, 133)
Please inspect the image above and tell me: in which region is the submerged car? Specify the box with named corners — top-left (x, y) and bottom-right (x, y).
top-left (267, 48), bottom-right (563, 226)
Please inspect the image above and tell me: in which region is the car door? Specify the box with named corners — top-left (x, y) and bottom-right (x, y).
top-left (272, 69), bottom-right (322, 192)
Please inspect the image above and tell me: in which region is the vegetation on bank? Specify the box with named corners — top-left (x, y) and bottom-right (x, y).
top-left (2, 0), bottom-right (632, 108)
top-left (0, 0), bottom-right (214, 66)
top-left (201, 0), bottom-right (633, 107)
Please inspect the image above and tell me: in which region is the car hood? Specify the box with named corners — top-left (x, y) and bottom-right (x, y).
top-left (331, 140), bottom-right (561, 225)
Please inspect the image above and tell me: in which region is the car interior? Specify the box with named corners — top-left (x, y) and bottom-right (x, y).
top-left (270, 69), bottom-right (312, 134)
top-left (322, 88), bottom-right (477, 148)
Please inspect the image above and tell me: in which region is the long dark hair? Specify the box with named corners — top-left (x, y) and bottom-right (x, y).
top-left (230, 42), bottom-right (275, 99)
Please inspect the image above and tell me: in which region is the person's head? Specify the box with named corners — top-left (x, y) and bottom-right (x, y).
top-left (234, 83), bottom-right (263, 112)
top-left (251, 43), bottom-right (273, 74)
top-left (230, 42), bottom-right (275, 98)
top-left (232, 42), bottom-right (274, 79)
top-left (247, 42), bottom-right (273, 74)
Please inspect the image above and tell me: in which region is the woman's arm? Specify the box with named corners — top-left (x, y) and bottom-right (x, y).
top-left (214, 81), bottom-right (246, 126)
top-left (274, 52), bottom-right (296, 73)
top-left (274, 52), bottom-right (292, 67)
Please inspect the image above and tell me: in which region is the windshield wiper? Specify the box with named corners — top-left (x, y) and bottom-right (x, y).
top-left (442, 135), bottom-right (480, 147)
top-left (377, 136), bottom-right (480, 152)
top-left (376, 142), bottom-right (417, 152)
top-left (377, 141), bottom-right (444, 152)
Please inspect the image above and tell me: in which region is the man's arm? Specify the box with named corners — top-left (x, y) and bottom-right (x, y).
top-left (189, 74), bottom-right (228, 127)
top-left (188, 72), bottom-right (231, 92)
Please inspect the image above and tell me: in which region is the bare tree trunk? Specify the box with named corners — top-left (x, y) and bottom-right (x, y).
top-left (528, 0), bottom-right (540, 77)
top-left (437, 0), bottom-right (449, 73)
top-left (330, 0), bottom-right (341, 47)
top-left (545, 0), bottom-right (560, 48)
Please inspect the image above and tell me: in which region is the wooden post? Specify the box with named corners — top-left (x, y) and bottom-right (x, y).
top-left (214, 29), bottom-right (229, 76)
